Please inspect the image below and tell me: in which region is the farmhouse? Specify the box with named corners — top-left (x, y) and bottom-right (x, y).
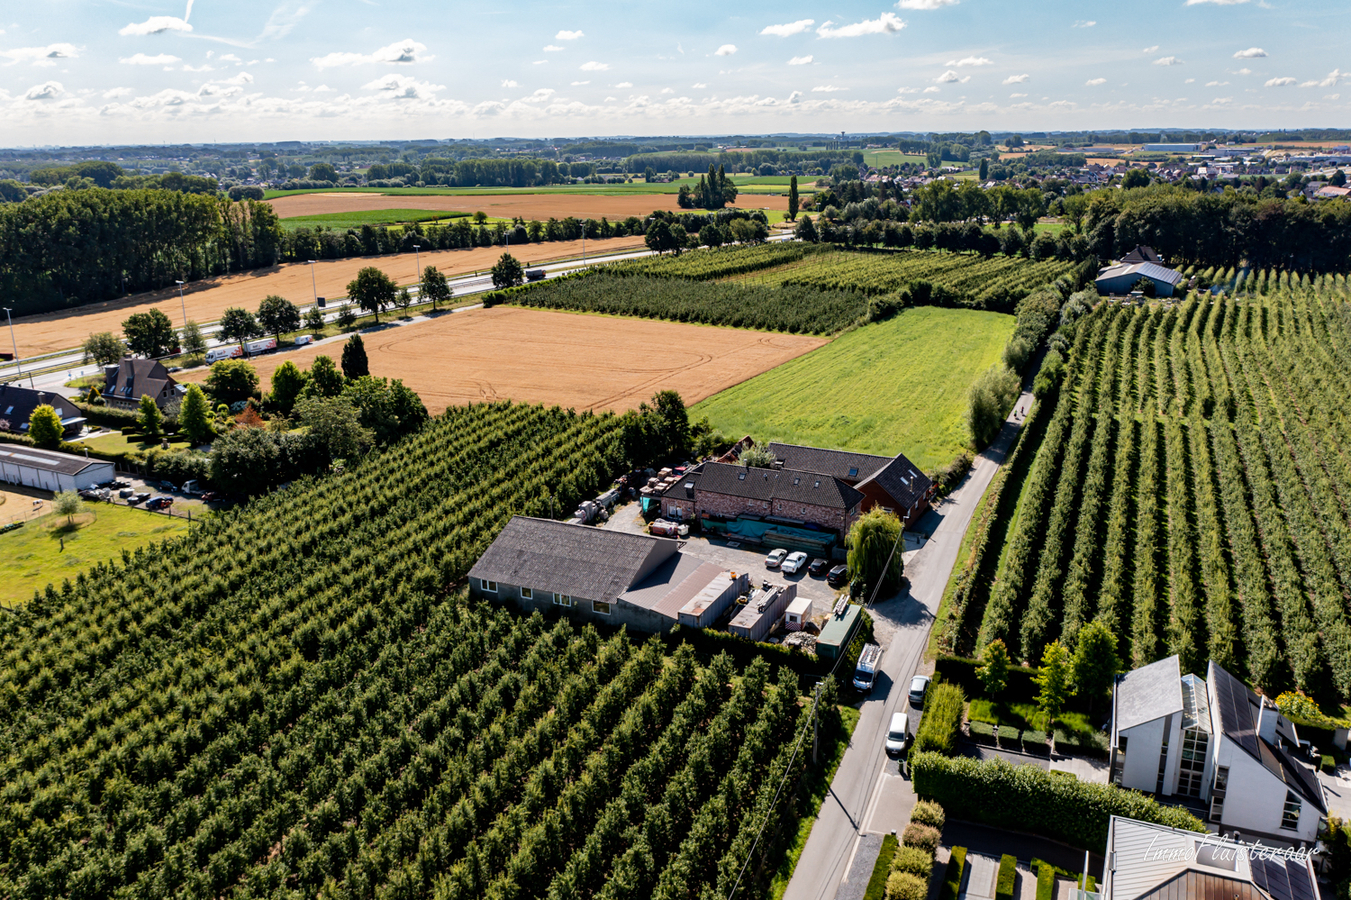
top-left (1102, 816), bottom-right (1321, 900)
top-left (1109, 656), bottom-right (1326, 844)
top-left (767, 442), bottom-right (935, 527)
top-left (469, 516), bottom-right (758, 632)
top-left (102, 357), bottom-right (181, 412)
top-left (657, 461), bottom-right (864, 546)
top-left (1095, 261), bottom-right (1184, 298)
top-left (0, 445), bottom-right (115, 492)
top-left (0, 384), bottom-right (87, 437)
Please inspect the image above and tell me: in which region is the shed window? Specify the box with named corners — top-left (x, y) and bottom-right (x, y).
top-left (520, 587), bottom-right (533, 600)
top-left (553, 593), bottom-right (573, 607)
top-left (592, 601), bottom-right (611, 616)
top-left (480, 579), bottom-right (497, 593)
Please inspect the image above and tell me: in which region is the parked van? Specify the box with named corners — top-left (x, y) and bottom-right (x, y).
top-left (852, 643), bottom-right (882, 692)
top-left (885, 712), bottom-right (910, 755)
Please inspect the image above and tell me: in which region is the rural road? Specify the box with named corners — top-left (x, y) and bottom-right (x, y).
top-left (783, 387), bottom-right (1033, 900)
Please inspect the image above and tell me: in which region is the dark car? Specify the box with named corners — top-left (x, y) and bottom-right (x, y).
top-left (129, 492), bottom-right (151, 505)
top-left (145, 496), bottom-right (174, 511)
top-left (827, 564), bottom-right (850, 587)
top-left (157, 481), bottom-right (177, 493)
top-left (807, 558), bottom-right (829, 577)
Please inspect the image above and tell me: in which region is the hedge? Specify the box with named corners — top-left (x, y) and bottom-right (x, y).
top-left (996, 855), bottom-right (1017, 900)
top-left (863, 834), bottom-right (898, 900)
top-left (1035, 863), bottom-right (1056, 900)
top-left (909, 799), bottom-right (946, 830)
top-left (902, 822), bottom-right (941, 854)
top-left (911, 682), bottom-right (965, 759)
top-left (662, 623), bottom-right (822, 677)
top-left (940, 848), bottom-right (967, 900)
top-left (910, 752), bottom-right (1206, 851)
top-left (886, 872), bottom-right (927, 900)
top-left (72, 400), bottom-right (139, 430)
top-left (934, 655), bottom-right (1040, 704)
top-left (892, 845), bottom-right (934, 880)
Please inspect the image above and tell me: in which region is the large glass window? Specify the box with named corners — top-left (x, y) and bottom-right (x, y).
top-left (1213, 766), bottom-right (1229, 793)
top-left (1176, 729), bottom-right (1210, 798)
top-left (1281, 791), bottom-right (1302, 831)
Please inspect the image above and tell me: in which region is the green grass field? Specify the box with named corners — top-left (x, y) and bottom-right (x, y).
top-left (279, 208), bottom-right (471, 230)
top-left (265, 174), bottom-right (817, 202)
top-left (693, 306), bottom-right (1014, 472)
top-left (861, 150), bottom-right (931, 167)
top-left (73, 432), bottom-right (194, 454)
top-left (0, 504), bottom-right (191, 605)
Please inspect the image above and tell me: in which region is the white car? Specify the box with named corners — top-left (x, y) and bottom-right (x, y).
top-left (781, 551), bottom-right (809, 574)
top-left (909, 675), bottom-right (931, 707)
top-left (765, 548), bottom-right (788, 569)
top-left (885, 712), bottom-right (910, 755)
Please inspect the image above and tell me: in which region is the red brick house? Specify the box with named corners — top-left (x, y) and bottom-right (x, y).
top-left (767, 442), bottom-right (935, 527)
top-left (658, 461), bottom-right (864, 540)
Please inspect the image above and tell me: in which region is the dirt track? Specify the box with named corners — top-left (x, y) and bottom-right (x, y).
top-left (176, 307), bottom-right (828, 414)
top-left (8, 236), bottom-right (647, 358)
top-left (269, 191), bottom-right (789, 221)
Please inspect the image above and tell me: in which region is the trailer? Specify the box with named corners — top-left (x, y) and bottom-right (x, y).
top-left (206, 345), bottom-right (243, 364)
top-left (525, 268), bottom-right (546, 281)
top-left (245, 338), bottom-right (278, 356)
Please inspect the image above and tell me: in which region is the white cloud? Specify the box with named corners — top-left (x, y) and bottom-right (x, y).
top-left (1154, 56), bottom-right (1183, 66)
top-left (573, 80), bottom-right (590, 86)
top-left (102, 86), bottom-right (132, 99)
top-left (1211, 96), bottom-right (1233, 104)
top-left (310, 39), bottom-right (431, 69)
top-left (922, 85), bottom-right (940, 93)
top-left (361, 73), bottom-right (444, 99)
top-left (715, 44), bottom-right (737, 56)
top-left (1002, 74), bottom-right (1029, 84)
top-left (1185, 0), bottom-right (1248, 4)
top-left (691, 82), bottom-right (706, 88)
top-left (1206, 80), bottom-right (1229, 86)
top-left (580, 60), bottom-right (609, 71)
top-left (1326, 93), bottom-right (1341, 100)
top-left (24, 80), bottom-right (64, 100)
top-left (218, 54), bottom-right (243, 64)
top-left (543, 45), bottom-right (564, 52)
top-left (182, 63), bottom-right (213, 72)
top-left (946, 56), bottom-right (992, 67)
top-left (897, 0), bottom-right (957, 7)
top-left (502, 79), bottom-right (519, 88)
top-left (556, 30), bottom-right (584, 40)
top-left (1086, 77), bottom-right (1107, 85)
top-left (1072, 20), bottom-right (1096, 27)
top-left (1300, 69), bottom-right (1341, 88)
top-left (760, 19), bottom-right (814, 36)
top-left (120, 53), bottom-right (181, 65)
top-left (1185, 78), bottom-right (1195, 83)
top-left (119, 16), bottom-right (191, 35)
top-left (787, 90), bottom-right (803, 104)
top-left (788, 55), bottom-right (813, 65)
top-left (2, 44), bottom-right (79, 66)
top-left (1265, 76), bottom-right (1296, 86)
top-left (533, 60), bottom-right (547, 65)
top-left (1010, 92), bottom-right (1027, 98)
top-left (812, 84), bottom-right (844, 92)
top-left (1233, 47), bottom-right (1267, 58)
top-left (215, 72), bottom-right (253, 86)
top-left (615, 81), bottom-right (633, 87)
top-left (817, 13), bottom-right (905, 38)
top-left (1236, 67), bottom-right (1252, 75)
top-left (935, 69), bottom-right (969, 83)
top-left (1143, 45), bottom-right (1159, 53)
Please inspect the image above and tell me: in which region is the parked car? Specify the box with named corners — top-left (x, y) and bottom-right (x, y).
top-left (200, 491), bottom-right (221, 502)
top-left (78, 489), bottom-right (108, 502)
top-left (98, 479), bottom-right (128, 490)
top-left (129, 492), bottom-right (151, 505)
top-left (781, 551), bottom-right (808, 574)
top-left (145, 496), bottom-right (174, 511)
top-left (885, 712), bottom-right (910, 755)
top-left (908, 675), bottom-right (931, 708)
top-left (807, 557), bottom-right (829, 577)
top-left (181, 480), bottom-right (201, 496)
top-left (765, 548), bottom-right (788, 569)
top-left (827, 564), bottom-right (850, 587)
top-left (118, 487), bottom-right (135, 499)
top-left (157, 481), bottom-right (177, 493)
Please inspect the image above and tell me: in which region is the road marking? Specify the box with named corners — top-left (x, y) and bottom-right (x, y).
top-left (841, 832), bottom-right (862, 886)
top-left (860, 762), bottom-right (890, 835)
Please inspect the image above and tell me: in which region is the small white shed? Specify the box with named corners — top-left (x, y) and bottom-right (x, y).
top-left (784, 594), bottom-right (814, 631)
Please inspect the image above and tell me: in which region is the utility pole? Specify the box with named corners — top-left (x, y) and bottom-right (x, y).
top-left (307, 260), bottom-right (318, 307)
top-left (175, 280), bottom-right (187, 331)
top-left (2, 308), bottom-right (30, 388)
top-left (812, 682), bottom-right (822, 765)
top-left (412, 244), bottom-right (421, 296)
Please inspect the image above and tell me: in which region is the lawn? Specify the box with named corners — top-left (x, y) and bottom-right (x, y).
top-left (0, 504), bottom-right (191, 606)
top-left (279, 208), bottom-right (471, 230)
top-left (74, 432), bottom-right (194, 454)
top-left (693, 306), bottom-right (1015, 473)
top-left (861, 150), bottom-right (931, 167)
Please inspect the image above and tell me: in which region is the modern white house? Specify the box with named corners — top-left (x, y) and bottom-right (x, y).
top-left (1102, 816), bottom-right (1321, 900)
top-left (1110, 658), bottom-right (1326, 845)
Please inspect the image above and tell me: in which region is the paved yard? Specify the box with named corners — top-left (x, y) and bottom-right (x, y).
top-left (1320, 765), bottom-right (1351, 821)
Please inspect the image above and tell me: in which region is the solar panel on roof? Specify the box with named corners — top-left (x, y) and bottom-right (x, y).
top-left (1251, 856), bottom-right (1313, 900)
top-left (1211, 663), bottom-right (1260, 757)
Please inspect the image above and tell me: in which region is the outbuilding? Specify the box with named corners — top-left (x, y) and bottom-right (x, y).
top-left (0, 445), bottom-right (115, 492)
top-left (1095, 261), bottom-right (1184, 298)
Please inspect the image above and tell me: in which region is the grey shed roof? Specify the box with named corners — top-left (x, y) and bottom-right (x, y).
top-left (766, 442), bottom-right (891, 483)
top-left (469, 516), bottom-right (680, 603)
top-left (674, 461), bottom-right (864, 511)
top-left (1114, 654), bottom-right (1183, 734)
top-left (1095, 261), bottom-right (1184, 287)
top-left (857, 453), bottom-right (933, 511)
top-left (0, 445), bottom-right (109, 477)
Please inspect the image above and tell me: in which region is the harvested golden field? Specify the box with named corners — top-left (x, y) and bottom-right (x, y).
top-left (177, 307), bottom-right (828, 414)
top-left (269, 191), bottom-right (788, 221)
top-left (9, 237), bottom-right (646, 357)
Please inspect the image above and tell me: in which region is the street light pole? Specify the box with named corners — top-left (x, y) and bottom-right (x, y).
top-left (582, 222), bottom-right (587, 265)
top-left (2, 307), bottom-right (30, 389)
top-left (307, 260), bottom-right (318, 307)
top-left (412, 245), bottom-right (421, 295)
top-left (175, 280), bottom-right (187, 330)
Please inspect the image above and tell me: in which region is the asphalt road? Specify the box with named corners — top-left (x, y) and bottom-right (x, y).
top-left (782, 388), bottom-right (1033, 900)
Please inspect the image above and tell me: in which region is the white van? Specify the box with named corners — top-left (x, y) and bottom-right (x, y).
top-left (852, 644), bottom-right (882, 692)
top-left (885, 712), bottom-right (910, 755)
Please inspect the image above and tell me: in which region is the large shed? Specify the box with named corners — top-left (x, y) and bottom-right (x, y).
top-left (0, 446), bottom-right (115, 492)
top-left (1095, 261), bottom-right (1184, 298)
top-left (816, 603), bottom-right (864, 660)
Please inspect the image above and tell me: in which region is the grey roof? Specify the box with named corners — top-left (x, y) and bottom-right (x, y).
top-left (1208, 661), bottom-right (1325, 813)
top-left (766, 442), bottom-right (891, 483)
top-left (1120, 245), bottom-right (1163, 265)
top-left (469, 516), bottom-right (679, 603)
top-left (104, 357), bottom-right (175, 404)
top-left (1114, 654), bottom-right (1183, 733)
top-left (0, 445), bottom-right (110, 477)
top-left (620, 554), bottom-right (721, 614)
top-left (857, 453), bottom-right (933, 512)
top-left (1096, 261), bottom-right (1184, 287)
top-left (0, 384), bottom-right (85, 433)
top-left (672, 461), bottom-right (864, 511)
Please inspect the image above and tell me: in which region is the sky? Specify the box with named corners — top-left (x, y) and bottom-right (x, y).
top-left (1, 0), bottom-right (1347, 145)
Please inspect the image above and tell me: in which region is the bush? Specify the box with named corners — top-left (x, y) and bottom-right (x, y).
top-left (930, 451), bottom-right (973, 497)
top-left (966, 364), bottom-right (1021, 449)
top-left (909, 799), bottom-right (946, 830)
top-left (940, 848), bottom-right (967, 900)
top-left (969, 720), bottom-right (996, 741)
top-left (910, 752), bottom-right (1206, 851)
top-left (865, 834), bottom-right (899, 900)
top-left (902, 823), bottom-right (941, 854)
top-left (892, 845), bottom-right (935, 880)
top-left (912, 683), bottom-right (965, 759)
top-left (886, 872), bottom-right (928, 900)
top-left (1035, 863), bottom-right (1056, 900)
top-left (996, 855), bottom-right (1016, 900)
top-left (997, 725), bottom-right (1020, 744)
top-left (1022, 729), bottom-right (1048, 748)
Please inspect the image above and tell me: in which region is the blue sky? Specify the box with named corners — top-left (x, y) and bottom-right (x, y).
top-left (1, 0), bottom-right (1347, 144)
